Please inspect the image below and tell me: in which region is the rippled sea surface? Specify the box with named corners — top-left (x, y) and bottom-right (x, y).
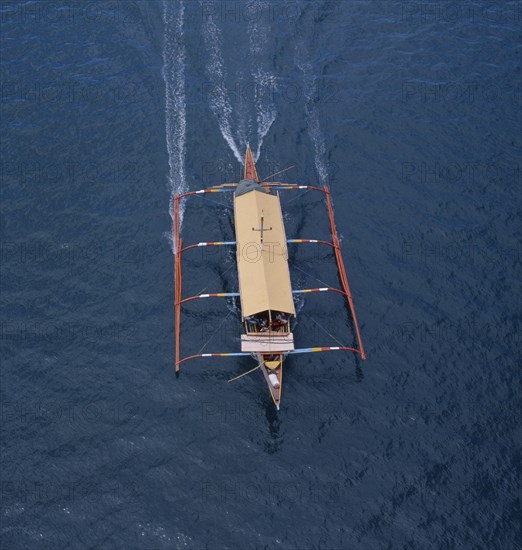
top-left (1, 1), bottom-right (521, 549)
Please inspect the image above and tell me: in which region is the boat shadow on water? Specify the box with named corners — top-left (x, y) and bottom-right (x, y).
top-left (260, 396), bottom-right (282, 453)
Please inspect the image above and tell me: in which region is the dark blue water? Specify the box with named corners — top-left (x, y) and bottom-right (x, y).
top-left (1, 1), bottom-right (521, 549)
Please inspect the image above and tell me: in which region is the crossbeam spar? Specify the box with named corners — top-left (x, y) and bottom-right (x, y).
top-left (177, 346), bottom-right (361, 366)
top-left (179, 238), bottom-right (335, 255)
top-left (176, 287), bottom-right (348, 306)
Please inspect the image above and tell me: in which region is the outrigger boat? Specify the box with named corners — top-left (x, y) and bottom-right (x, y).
top-left (174, 147), bottom-right (366, 409)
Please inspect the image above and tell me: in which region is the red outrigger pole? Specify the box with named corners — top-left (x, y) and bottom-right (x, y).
top-left (173, 147), bottom-right (366, 392)
top-left (173, 194), bottom-right (182, 373)
top-left (323, 186), bottom-right (366, 360)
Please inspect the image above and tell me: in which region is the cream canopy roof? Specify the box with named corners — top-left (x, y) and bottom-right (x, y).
top-left (234, 188), bottom-right (296, 319)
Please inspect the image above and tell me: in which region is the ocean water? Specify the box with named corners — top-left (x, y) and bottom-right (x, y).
top-left (1, 1), bottom-right (520, 549)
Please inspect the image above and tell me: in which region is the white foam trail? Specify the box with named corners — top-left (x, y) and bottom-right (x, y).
top-left (252, 69), bottom-right (277, 162)
top-left (162, 0), bottom-right (187, 246)
top-left (297, 47), bottom-right (329, 186)
top-left (236, 67), bottom-right (250, 149)
top-left (200, 2), bottom-right (243, 164)
top-left (247, 0), bottom-right (277, 162)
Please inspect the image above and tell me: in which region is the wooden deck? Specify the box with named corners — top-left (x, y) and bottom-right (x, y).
top-left (241, 333), bottom-right (295, 353)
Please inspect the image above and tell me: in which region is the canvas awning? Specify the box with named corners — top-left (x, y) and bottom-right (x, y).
top-left (234, 187), bottom-right (296, 319)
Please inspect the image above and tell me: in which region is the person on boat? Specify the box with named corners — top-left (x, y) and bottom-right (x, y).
top-left (257, 312), bottom-right (269, 332)
top-left (271, 311), bottom-right (289, 331)
top-left (275, 312), bottom-right (288, 323)
top-left (246, 315), bottom-right (260, 328)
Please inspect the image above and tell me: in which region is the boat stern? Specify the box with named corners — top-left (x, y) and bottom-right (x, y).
top-left (260, 355), bottom-right (283, 410)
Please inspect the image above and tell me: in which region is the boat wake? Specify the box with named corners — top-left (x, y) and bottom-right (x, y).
top-left (201, 3), bottom-right (243, 164)
top-left (162, 0), bottom-right (187, 249)
top-left (247, 0), bottom-right (277, 162)
top-left (297, 46), bottom-right (329, 186)
top-left (201, 0), bottom-right (277, 165)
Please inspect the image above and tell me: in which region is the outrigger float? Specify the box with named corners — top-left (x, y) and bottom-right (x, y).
top-left (174, 147), bottom-right (366, 409)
